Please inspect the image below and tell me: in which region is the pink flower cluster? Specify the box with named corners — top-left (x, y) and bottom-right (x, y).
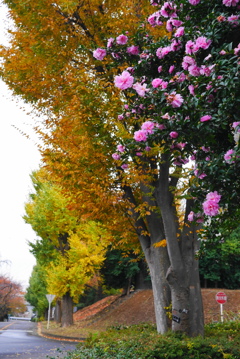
top-left (134, 120), bottom-right (155, 142)
top-left (152, 78), bottom-right (168, 89)
top-left (202, 191), bottom-right (221, 216)
top-left (148, 11), bottom-right (163, 26)
top-left (185, 36), bottom-right (212, 55)
top-left (182, 56), bottom-right (214, 77)
top-left (224, 149), bottom-right (235, 163)
top-left (160, 1), bottom-right (177, 18)
top-left (223, 0), bottom-right (239, 6)
top-left (188, 211), bottom-right (203, 223)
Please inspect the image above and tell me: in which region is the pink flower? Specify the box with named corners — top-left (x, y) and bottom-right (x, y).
top-left (219, 50), bottom-right (227, 55)
top-left (156, 124), bottom-right (166, 130)
top-left (188, 211), bottom-right (195, 221)
top-left (224, 149), bottom-right (235, 163)
top-left (160, 2), bottom-right (177, 18)
top-left (114, 71), bottom-right (134, 90)
top-left (156, 46), bottom-right (172, 58)
top-left (118, 114), bottom-right (124, 120)
top-left (206, 191), bottom-right (221, 203)
top-left (223, 0), bottom-right (239, 6)
top-left (188, 65), bottom-right (201, 76)
top-left (116, 34), bottom-right (128, 45)
top-left (152, 78), bottom-right (163, 88)
top-left (148, 11), bottom-right (163, 26)
top-left (112, 153), bottom-right (121, 160)
top-left (166, 92), bottom-right (184, 108)
top-left (93, 48), bottom-right (107, 60)
top-left (233, 121), bottom-right (240, 130)
top-left (234, 43), bottom-right (240, 55)
top-left (203, 191), bottom-right (222, 216)
top-left (141, 121), bottom-right (155, 134)
top-left (194, 169), bottom-right (206, 179)
top-left (166, 19), bottom-right (183, 31)
top-left (169, 65), bottom-right (175, 73)
top-left (228, 15), bottom-right (239, 25)
top-left (200, 65), bottom-right (215, 76)
top-left (203, 200), bottom-right (220, 216)
top-left (158, 66), bottom-right (163, 73)
top-left (182, 56), bottom-right (196, 70)
top-left (107, 38), bottom-right (114, 48)
top-left (133, 83), bottom-right (149, 97)
top-left (200, 115), bottom-right (212, 122)
top-left (152, 78), bottom-right (168, 89)
top-left (175, 26), bottom-right (185, 37)
top-left (134, 130), bottom-right (148, 142)
top-left (188, 85), bottom-right (195, 96)
top-left (127, 45), bottom-right (140, 55)
top-left (188, 0), bottom-right (201, 4)
top-left (121, 164), bottom-right (129, 170)
top-left (185, 40), bottom-right (197, 54)
top-left (117, 145), bottom-right (125, 153)
top-left (195, 36), bottom-right (212, 50)
top-left (170, 131), bottom-right (179, 138)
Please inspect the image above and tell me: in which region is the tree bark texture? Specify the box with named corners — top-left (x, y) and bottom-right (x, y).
top-left (61, 291), bottom-right (73, 327)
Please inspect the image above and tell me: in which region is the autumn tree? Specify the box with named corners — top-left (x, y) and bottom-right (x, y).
top-left (1, 0), bottom-right (240, 337)
top-left (24, 169), bottom-right (111, 327)
top-left (25, 264), bottom-right (49, 319)
top-left (90, 0), bottom-right (240, 336)
top-left (0, 275), bottom-right (26, 319)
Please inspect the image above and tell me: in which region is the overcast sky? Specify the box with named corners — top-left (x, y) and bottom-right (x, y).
top-left (0, 2), bottom-right (41, 289)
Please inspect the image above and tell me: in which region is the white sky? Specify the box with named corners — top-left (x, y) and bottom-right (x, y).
top-left (0, 3), bottom-right (41, 289)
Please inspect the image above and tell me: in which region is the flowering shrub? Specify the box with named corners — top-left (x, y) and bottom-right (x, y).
top-left (94, 0), bottom-right (240, 227)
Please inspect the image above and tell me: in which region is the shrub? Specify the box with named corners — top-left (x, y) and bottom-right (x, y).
top-left (58, 321), bottom-right (240, 359)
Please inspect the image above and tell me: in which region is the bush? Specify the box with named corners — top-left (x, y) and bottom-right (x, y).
top-left (58, 321), bottom-right (240, 359)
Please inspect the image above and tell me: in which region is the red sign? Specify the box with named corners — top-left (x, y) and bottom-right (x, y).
top-left (215, 291), bottom-right (227, 304)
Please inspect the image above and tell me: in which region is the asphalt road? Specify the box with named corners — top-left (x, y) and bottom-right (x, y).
top-left (0, 320), bottom-right (77, 359)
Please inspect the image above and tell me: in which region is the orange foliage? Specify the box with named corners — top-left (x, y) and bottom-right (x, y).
top-left (0, 275), bottom-right (26, 318)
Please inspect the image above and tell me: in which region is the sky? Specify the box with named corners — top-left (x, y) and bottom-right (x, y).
top-left (0, 3), bottom-right (41, 289)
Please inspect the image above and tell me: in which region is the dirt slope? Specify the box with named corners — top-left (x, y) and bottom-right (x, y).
top-left (73, 289), bottom-right (240, 328)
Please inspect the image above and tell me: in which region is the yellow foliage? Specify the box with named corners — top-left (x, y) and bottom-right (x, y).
top-left (46, 221), bottom-right (110, 301)
top-left (153, 239), bottom-right (167, 248)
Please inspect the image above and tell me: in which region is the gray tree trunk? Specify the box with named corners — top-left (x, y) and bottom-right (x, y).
top-left (156, 153), bottom-right (204, 336)
top-left (123, 183), bottom-right (171, 334)
top-left (54, 299), bottom-right (62, 324)
top-left (61, 291), bottom-right (73, 327)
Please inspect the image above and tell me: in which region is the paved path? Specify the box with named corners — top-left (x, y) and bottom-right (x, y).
top-left (0, 321), bottom-right (77, 359)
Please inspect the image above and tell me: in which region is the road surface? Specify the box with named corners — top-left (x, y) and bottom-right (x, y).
top-left (0, 320), bottom-right (77, 359)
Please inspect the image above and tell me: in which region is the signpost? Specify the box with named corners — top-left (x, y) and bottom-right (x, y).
top-left (215, 291), bottom-right (227, 322)
top-left (46, 294), bottom-right (55, 329)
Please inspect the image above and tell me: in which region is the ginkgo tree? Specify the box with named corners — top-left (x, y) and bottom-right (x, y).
top-left (24, 169), bottom-right (111, 327)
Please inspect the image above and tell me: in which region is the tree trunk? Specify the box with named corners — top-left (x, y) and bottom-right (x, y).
top-left (145, 245), bottom-right (171, 333)
top-left (156, 154), bottom-right (204, 336)
top-left (61, 292), bottom-right (73, 327)
top-left (54, 299), bottom-right (62, 324)
top-left (122, 183), bottom-right (171, 334)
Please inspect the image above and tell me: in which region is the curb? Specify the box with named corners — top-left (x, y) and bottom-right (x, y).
top-left (38, 323), bottom-right (86, 343)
